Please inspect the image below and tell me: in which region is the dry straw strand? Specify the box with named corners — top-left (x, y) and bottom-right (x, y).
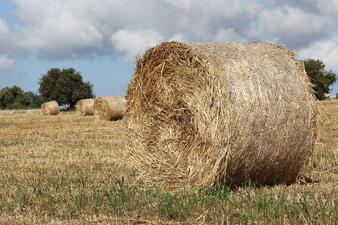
top-left (41, 101), bottom-right (60, 115)
top-left (94, 96), bottom-right (127, 121)
top-left (125, 41), bottom-right (318, 190)
top-left (76, 99), bottom-right (95, 116)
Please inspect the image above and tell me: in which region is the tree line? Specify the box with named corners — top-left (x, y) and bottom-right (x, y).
top-left (0, 68), bottom-right (94, 110)
top-left (0, 59), bottom-right (337, 110)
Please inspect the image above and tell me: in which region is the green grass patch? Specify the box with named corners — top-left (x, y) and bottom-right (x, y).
top-left (0, 139), bottom-right (26, 147)
top-left (0, 170), bottom-right (336, 224)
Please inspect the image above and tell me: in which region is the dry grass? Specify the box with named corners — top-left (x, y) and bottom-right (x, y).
top-left (0, 100), bottom-right (336, 224)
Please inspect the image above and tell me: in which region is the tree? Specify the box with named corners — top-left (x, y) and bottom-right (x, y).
top-left (16, 91), bottom-right (43, 108)
top-left (303, 59), bottom-right (336, 100)
top-left (0, 86), bottom-right (24, 109)
top-left (39, 68), bottom-right (94, 108)
top-left (0, 86), bottom-right (43, 109)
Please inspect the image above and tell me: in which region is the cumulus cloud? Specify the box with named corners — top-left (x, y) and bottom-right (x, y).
top-left (0, 55), bottom-right (15, 70)
top-left (248, 7), bottom-right (331, 48)
top-left (19, 15), bottom-right (103, 59)
top-left (13, 0), bottom-right (104, 59)
top-left (298, 37), bottom-right (338, 72)
top-left (168, 33), bottom-right (188, 42)
top-left (316, 0), bottom-right (338, 14)
top-left (163, 0), bottom-right (194, 10)
top-left (0, 18), bottom-right (9, 36)
top-left (111, 29), bottom-right (164, 61)
top-left (215, 28), bottom-right (246, 42)
top-left (298, 36), bottom-right (338, 95)
top-left (0, 0), bottom-right (334, 74)
top-left (164, 0), bottom-right (261, 16)
top-left (0, 18), bottom-right (21, 58)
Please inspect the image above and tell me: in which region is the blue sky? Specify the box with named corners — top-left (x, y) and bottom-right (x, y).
top-left (0, 0), bottom-right (337, 96)
top-left (0, 53), bottom-right (134, 97)
top-left (0, 0), bottom-right (134, 96)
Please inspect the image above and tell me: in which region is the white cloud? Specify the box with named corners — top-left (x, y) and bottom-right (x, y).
top-left (196, 0), bottom-right (261, 18)
top-left (163, 0), bottom-right (261, 16)
top-left (249, 7), bottom-right (330, 47)
top-left (0, 55), bottom-right (15, 70)
top-left (14, 0), bottom-right (103, 59)
top-left (0, 18), bottom-right (9, 36)
top-left (298, 37), bottom-right (338, 73)
top-left (0, 0), bottom-right (333, 73)
top-left (163, 0), bottom-right (194, 10)
top-left (215, 28), bottom-right (246, 42)
top-left (19, 15), bottom-right (103, 58)
top-left (168, 33), bottom-right (188, 42)
top-left (111, 29), bottom-right (164, 61)
top-left (316, 0), bottom-right (338, 14)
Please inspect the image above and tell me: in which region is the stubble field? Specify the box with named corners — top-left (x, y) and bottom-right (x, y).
top-left (0, 101), bottom-right (337, 224)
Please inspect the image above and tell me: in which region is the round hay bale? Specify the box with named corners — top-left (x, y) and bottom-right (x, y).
top-left (94, 96), bottom-right (126, 121)
top-left (76, 99), bottom-right (94, 116)
top-left (41, 101), bottom-right (60, 115)
top-left (125, 41), bottom-right (318, 190)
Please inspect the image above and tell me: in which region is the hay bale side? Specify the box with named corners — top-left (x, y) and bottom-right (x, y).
top-left (76, 99), bottom-right (94, 116)
top-left (94, 96), bottom-right (126, 121)
top-left (41, 101), bottom-right (60, 115)
top-left (125, 41), bottom-right (318, 190)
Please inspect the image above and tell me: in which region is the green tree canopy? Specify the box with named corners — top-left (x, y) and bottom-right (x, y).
top-left (16, 91), bottom-right (43, 108)
top-left (0, 86), bottom-right (42, 109)
top-left (303, 59), bottom-right (336, 100)
top-left (39, 68), bottom-right (94, 108)
top-left (0, 86), bottom-right (24, 109)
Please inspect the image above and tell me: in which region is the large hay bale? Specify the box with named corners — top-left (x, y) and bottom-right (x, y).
top-left (125, 41), bottom-right (318, 190)
top-left (76, 99), bottom-right (94, 116)
top-left (41, 101), bottom-right (60, 115)
top-left (94, 96), bottom-right (126, 121)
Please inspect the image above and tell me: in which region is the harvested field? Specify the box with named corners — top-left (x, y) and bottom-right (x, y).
top-left (0, 100), bottom-right (336, 224)
top-left (0, 109), bottom-right (40, 115)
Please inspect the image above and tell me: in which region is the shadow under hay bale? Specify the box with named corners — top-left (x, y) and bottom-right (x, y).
top-left (76, 99), bottom-right (94, 116)
top-left (94, 96), bottom-right (126, 121)
top-left (41, 101), bottom-right (60, 115)
top-left (125, 41), bottom-right (318, 190)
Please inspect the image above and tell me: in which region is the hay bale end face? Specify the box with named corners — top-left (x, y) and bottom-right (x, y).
top-left (76, 99), bottom-right (94, 116)
top-left (125, 41), bottom-right (318, 190)
top-left (41, 101), bottom-right (60, 115)
top-left (94, 96), bottom-right (126, 121)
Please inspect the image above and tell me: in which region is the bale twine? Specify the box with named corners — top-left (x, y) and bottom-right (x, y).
top-left (125, 41), bottom-right (318, 190)
top-left (76, 99), bottom-right (95, 116)
top-left (94, 96), bottom-right (126, 121)
top-left (41, 101), bottom-right (60, 115)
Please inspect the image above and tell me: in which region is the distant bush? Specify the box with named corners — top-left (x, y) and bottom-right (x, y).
top-left (7, 102), bottom-right (26, 110)
top-left (0, 86), bottom-right (42, 110)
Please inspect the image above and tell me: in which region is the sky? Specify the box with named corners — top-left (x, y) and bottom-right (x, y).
top-left (0, 0), bottom-right (337, 97)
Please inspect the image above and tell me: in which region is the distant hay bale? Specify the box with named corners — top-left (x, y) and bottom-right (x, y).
top-left (76, 99), bottom-right (94, 116)
top-left (125, 41), bottom-right (318, 190)
top-left (94, 96), bottom-right (126, 121)
top-left (41, 101), bottom-right (60, 115)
